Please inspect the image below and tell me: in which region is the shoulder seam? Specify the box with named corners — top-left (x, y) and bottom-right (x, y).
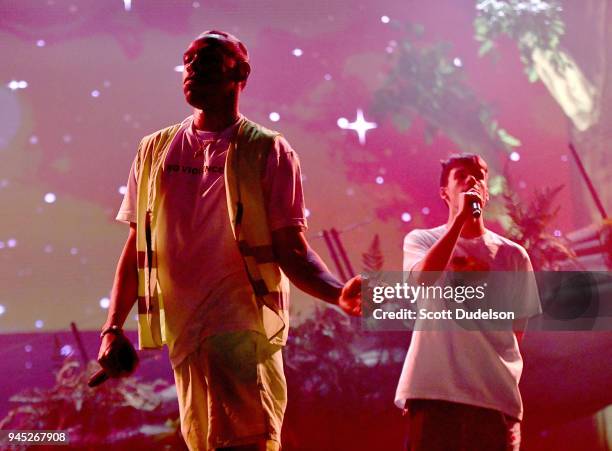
top-left (141, 123), bottom-right (182, 142)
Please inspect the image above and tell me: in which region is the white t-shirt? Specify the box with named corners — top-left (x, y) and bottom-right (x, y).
top-left (395, 225), bottom-right (541, 420)
top-left (116, 116), bottom-right (307, 367)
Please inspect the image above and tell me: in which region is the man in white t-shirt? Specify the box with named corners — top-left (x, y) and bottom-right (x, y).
top-left (395, 154), bottom-right (541, 451)
top-left (95, 30), bottom-right (361, 451)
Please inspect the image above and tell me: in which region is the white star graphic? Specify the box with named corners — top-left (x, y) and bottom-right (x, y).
top-left (337, 109), bottom-right (377, 145)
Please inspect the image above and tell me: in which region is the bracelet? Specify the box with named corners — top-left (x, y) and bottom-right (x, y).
top-left (100, 325), bottom-right (123, 338)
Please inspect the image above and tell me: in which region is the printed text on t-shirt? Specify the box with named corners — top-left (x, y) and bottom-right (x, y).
top-left (166, 164), bottom-right (224, 175)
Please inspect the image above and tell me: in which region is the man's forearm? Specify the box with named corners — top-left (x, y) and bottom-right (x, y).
top-left (278, 246), bottom-right (343, 305)
top-left (415, 215), bottom-right (464, 283)
top-left (104, 233), bottom-right (139, 329)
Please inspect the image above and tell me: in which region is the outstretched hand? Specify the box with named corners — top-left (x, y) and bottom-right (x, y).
top-left (338, 275), bottom-right (362, 316)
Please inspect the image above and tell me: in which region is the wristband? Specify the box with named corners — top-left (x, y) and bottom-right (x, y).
top-left (100, 325), bottom-right (123, 338)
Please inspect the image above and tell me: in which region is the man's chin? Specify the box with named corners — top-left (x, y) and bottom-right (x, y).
top-left (184, 92), bottom-right (208, 110)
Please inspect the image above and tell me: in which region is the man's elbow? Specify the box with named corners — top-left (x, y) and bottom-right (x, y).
top-left (275, 245), bottom-right (308, 274)
top-left (272, 228), bottom-right (308, 264)
top-left (411, 261), bottom-right (441, 286)
top-left (513, 318), bottom-right (528, 344)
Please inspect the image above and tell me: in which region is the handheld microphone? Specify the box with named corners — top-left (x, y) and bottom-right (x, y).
top-left (88, 338), bottom-right (139, 388)
top-left (88, 369), bottom-right (109, 387)
top-left (471, 201), bottom-right (482, 218)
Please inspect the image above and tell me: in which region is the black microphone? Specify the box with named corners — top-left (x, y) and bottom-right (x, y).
top-left (88, 369), bottom-right (109, 387)
top-left (471, 201), bottom-right (482, 218)
top-left (88, 339), bottom-right (139, 388)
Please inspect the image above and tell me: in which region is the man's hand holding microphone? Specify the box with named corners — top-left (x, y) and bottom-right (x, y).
top-left (458, 188), bottom-right (484, 221)
top-left (88, 325), bottom-right (139, 387)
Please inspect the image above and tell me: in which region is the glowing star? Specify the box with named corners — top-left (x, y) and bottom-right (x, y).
top-left (337, 109), bottom-right (377, 145)
top-left (8, 80), bottom-right (28, 90)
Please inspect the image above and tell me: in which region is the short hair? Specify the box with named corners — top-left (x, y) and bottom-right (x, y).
top-left (439, 153), bottom-right (488, 187)
top-left (196, 30), bottom-right (249, 63)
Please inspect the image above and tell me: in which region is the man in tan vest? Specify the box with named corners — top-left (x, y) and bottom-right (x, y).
top-left (95, 30), bottom-right (361, 450)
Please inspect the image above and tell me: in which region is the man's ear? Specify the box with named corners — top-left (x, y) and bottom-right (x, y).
top-left (233, 61), bottom-right (250, 82)
top-left (482, 184), bottom-right (490, 203)
top-left (439, 186), bottom-right (449, 204)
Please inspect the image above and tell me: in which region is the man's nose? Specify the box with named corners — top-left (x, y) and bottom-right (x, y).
top-left (184, 58), bottom-right (196, 75)
top-left (466, 174), bottom-right (478, 186)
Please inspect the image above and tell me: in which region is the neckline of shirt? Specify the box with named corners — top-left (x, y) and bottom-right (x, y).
top-left (440, 224), bottom-right (490, 242)
top-left (189, 115), bottom-right (243, 141)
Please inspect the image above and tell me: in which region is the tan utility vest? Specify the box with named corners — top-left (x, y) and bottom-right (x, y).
top-left (133, 118), bottom-right (290, 349)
